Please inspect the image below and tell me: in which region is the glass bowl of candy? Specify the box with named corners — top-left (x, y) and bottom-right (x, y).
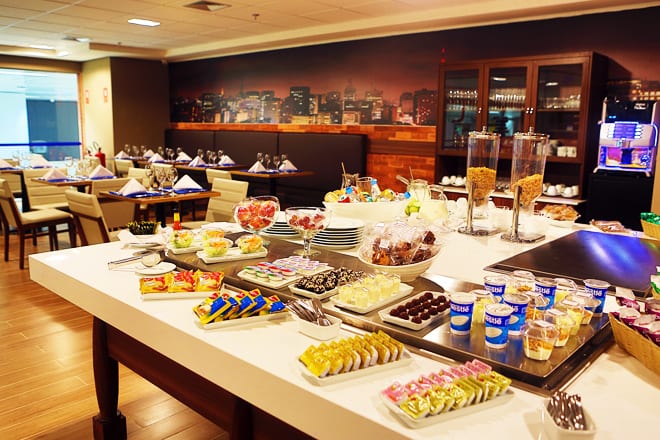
top-left (285, 206), bottom-right (332, 257)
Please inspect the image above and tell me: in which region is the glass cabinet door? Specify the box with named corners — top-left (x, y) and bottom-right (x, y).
top-left (486, 67), bottom-right (528, 139)
top-left (534, 63), bottom-right (583, 149)
top-left (441, 69), bottom-right (480, 149)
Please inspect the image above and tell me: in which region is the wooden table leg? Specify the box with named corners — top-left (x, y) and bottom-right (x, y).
top-left (92, 317), bottom-right (127, 440)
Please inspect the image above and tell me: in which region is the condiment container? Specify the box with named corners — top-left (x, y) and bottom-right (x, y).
top-left (522, 320), bottom-right (559, 360)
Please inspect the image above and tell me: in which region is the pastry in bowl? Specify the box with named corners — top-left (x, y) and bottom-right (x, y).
top-left (236, 234), bottom-right (264, 253)
top-left (170, 230), bottom-right (194, 248)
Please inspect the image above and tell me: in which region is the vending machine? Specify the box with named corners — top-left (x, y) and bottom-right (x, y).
top-left (586, 99), bottom-right (659, 229)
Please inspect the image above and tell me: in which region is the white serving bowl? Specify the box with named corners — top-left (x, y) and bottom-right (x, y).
top-left (540, 399), bottom-right (596, 440)
top-left (358, 253), bottom-right (439, 282)
top-left (323, 200), bottom-right (407, 224)
top-left (293, 314), bottom-right (342, 340)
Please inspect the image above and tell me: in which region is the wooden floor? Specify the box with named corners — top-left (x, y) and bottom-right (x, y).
top-left (0, 228), bottom-right (228, 439)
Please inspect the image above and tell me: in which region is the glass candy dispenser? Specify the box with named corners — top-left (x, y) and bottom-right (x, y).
top-left (458, 128), bottom-right (501, 236)
top-left (501, 128), bottom-right (549, 243)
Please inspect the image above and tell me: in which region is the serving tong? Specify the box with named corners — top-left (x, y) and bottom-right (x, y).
top-left (547, 391), bottom-right (587, 431)
top-left (286, 298), bottom-right (332, 326)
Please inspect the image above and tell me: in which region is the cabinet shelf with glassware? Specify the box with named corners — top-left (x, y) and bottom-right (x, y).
top-left (435, 52), bottom-right (606, 199)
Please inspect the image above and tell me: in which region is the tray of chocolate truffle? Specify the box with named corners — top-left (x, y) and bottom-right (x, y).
top-left (379, 291), bottom-right (450, 330)
top-left (237, 256), bottom-right (333, 289)
top-left (289, 267), bottom-right (366, 300)
top-left (379, 359), bottom-right (514, 428)
top-left (298, 330), bottom-right (413, 385)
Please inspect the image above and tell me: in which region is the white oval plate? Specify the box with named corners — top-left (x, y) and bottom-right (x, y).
top-left (135, 262), bottom-right (176, 276)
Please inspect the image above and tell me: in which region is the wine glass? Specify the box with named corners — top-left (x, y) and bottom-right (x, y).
top-left (233, 196), bottom-right (280, 246)
top-left (197, 148), bottom-right (204, 158)
top-left (285, 207), bottom-right (332, 258)
top-left (273, 155), bottom-right (281, 170)
top-left (166, 167), bottom-right (178, 194)
top-left (154, 166), bottom-right (167, 191)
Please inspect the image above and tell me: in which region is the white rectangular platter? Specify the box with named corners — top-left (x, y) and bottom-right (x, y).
top-left (378, 291), bottom-right (450, 331)
top-left (330, 283), bottom-right (414, 314)
top-left (196, 247), bottom-right (267, 264)
top-left (194, 310), bottom-right (290, 330)
top-left (288, 284), bottom-right (339, 300)
top-left (141, 291), bottom-right (213, 300)
top-left (381, 388), bottom-right (514, 428)
top-left (299, 350), bottom-right (413, 386)
top-left (237, 266), bottom-right (333, 290)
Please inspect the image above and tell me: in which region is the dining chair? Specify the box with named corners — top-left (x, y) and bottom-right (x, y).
top-left (205, 168), bottom-right (232, 184)
top-left (65, 190), bottom-right (121, 245)
top-left (22, 167), bottom-right (70, 211)
top-left (89, 177), bottom-right (137, 230)
top-left (126, 168), bottom-right (152, 220)
top-left (114, 159), bottom-right (135, 177)
top-left (181, 177), bottom-right (249, 228)
top-left (0, 178), bottom-right (76, 269)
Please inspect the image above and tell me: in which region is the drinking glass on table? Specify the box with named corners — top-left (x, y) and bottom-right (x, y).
top-left (166, 167), bottom-right (178, 194)
top-left (285, 207), bottom-right (332, 258)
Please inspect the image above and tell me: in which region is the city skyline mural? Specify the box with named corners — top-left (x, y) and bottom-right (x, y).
top-left (169, 34), bottom-right (444, 126)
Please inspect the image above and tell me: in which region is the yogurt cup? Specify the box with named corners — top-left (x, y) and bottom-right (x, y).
top-left (484, 303), bottom-right (514, 348)
top-left (503, 292), bottom-right (531, 335)
top-left (534, 277), bottom-right (557, 308)
top-left (583, 279), bottom-right (610, 315)
top-left (449, 292), bottom-right (476, 335)
top-left (484, 275), bottom-right (508, 298)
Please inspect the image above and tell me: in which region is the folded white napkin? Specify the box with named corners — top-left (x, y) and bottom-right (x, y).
top-left (143, 149), bottom-right (155, 158)
top-left (173, 174), bottom-right (202, 190)
top-left (89, 164), bottom-right (114, 178)
top-left (148, 153), bottom-right (164, 162)
top-left (189, 156), bottom-right (206, 167)
top-left (248, 161), bottom-right (267, 172)
top-left (118, 178), bottom-right (147, 195)
top-left (176, 151), bottom-right (192, 161)
top-left (0, 159), bottom-right (14, 168)
top-left (30, 155), bottom-right (52, 168)
top-left (219, 155), bottom-right (235, 165)
top-left (201, 222), bottom-right (243, 234)
top-left (115, 151), bottom-right (129, 159)
top-left (117, 229), bottom-right (164, 245)
top-left (279, 159), bottom-right (298, 171)
top-left (43, 168), bottom-right (67, 180)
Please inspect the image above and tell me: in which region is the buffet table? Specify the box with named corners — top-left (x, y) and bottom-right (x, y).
top-left (29, 225), bottom-right (659, 439)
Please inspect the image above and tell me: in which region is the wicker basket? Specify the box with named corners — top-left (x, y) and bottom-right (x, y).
top-left (609, 314), bottom-right (660, 377)
top-left (641, 219), bottom-right (660, 240)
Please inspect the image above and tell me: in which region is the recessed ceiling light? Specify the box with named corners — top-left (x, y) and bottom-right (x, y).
top-left (185, 1), bottom-right (231, 12)
top-left (128, 18), bottom-right (160, 27)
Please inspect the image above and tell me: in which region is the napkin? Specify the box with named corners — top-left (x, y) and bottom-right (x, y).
top-left (0, 159), bottom-right (14, 168)
top-left (248, 161), bottom-right (267, 173)
top-left (30, 155), bottom-right (52, 168)
top-left (173, 174), bottom-right (203, 190)
top-left (176, 151), bottom-right (192, 161)
top-left (202, 222), bottom-right (244, 234)
top-left (117, 178), bottom-right (148, 196)
top-left (218, 154), bottom-right (235, 165)
top-left (117, 229), bottom-right (164, 245)
top-left (42, 168), bottom-right (67, 181)
top-left (89, 164), bottom-right (114, 179)
top-left (279, 159), bottom-right (298, 171)
top-left (115, 151), bottom-right (130, 159)
top-left (143, 149), bottom-right (155, 158)
top-left (148, 153), bottom-right (164, 163)
top-left (189, 156), bottom-right (206, 167)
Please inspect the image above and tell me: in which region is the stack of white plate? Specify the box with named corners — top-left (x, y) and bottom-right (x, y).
top-left (262, 211), bottom-right (298, 237)
top-left (311, 217), bottom-right (364, 249)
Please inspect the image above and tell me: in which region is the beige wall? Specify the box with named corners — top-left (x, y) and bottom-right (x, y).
top-left (81, 58), bottom-right (114, 155)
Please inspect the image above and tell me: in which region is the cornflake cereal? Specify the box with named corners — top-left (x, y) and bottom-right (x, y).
top-left (512, 173), bottom-right (543, 207)
top-left (466, 167), bottom-right (497, 203)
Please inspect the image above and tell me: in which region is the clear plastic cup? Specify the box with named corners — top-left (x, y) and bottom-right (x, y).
top-left (543, 309), bottom-right (575, 347)
top-left (470, 289), bottom-right (498, 324)
top-left (521, 320), bottom-right (559, 360)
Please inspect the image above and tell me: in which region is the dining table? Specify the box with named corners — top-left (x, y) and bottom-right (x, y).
top-left (30, 176), bottom-right (108, 192)
top-left (100, 189), bottom-right (220, 227)
top-left (229, 169), bottom-right (314, 196)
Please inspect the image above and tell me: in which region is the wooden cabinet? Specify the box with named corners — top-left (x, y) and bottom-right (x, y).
top-left (435, 52), bottom-right (606, 200)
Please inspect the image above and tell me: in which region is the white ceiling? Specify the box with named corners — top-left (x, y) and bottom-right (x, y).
top-left (0, 0), bottom-right (657, 63)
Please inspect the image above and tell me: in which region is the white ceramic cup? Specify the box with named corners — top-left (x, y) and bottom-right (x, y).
top-left (571, 185), bottom-right (579, 196)
top-left (546, 186), bottom-right (558, 196)
top-left (556, 146), bottom-right (567, 157)
top-left (566, 146), bottom-right (577, 157)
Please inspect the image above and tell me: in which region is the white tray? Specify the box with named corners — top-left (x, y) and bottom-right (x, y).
top-left (167, 242), bottom-right (203, 254)
top-left (196, 247), bottom-right (267, 263)
top-left (194, 310), bottom-right (290, 330)
top-left (237, 265), bottom-right (333, 290)
top-left (141, 291), bottom-right (212, 300)
top-left (378, 291), bottom-right (450, 331)
top-left (330, 283), bottom-right (414, 314)
top-left (299, 350), bottom-right (414, 386)
top-left (381, 388), bottom-right (514, 428)
top-left (289, 284), bottom-right (339, 300)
